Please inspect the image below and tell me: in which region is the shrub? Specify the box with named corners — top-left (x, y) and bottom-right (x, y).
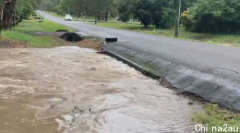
top-left (181, 0), bottom-right (240, 34)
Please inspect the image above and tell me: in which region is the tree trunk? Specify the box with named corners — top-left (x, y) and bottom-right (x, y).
top-left (78, 0), bottom-right (83, 18)
top-left (101, 11), bottom-right (104, 20)
top-left (78, 5), bottom-right (82, 18)
top-left (0, 14), bottom-right (2, 35)
top-left (144, 23), bottom-right (148, 28)
top-left (3, 0), bottom-right (17, 29)
top-left (76, 12), bottom-right (79, 19)
top-left (104, 10), bottom-right (108, 21)
top-left (12, 12), bottom-right (15, 27)
top-left (0, 8), bottom-right (3, 35)
top-left (97, 10), bottom-right (100, 20)
top-left (76, 6), bottom-right (81, 18)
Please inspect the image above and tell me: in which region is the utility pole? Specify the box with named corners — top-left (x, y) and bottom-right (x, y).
top-left (175, 0), bottom-right (181, 37)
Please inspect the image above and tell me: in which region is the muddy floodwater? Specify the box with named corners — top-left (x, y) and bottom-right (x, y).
top-left (0, 46), bottom-right (202, 133)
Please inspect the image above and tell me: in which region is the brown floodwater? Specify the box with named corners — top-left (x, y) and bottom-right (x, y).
top-left (0, 46), bottom-right (202, 133)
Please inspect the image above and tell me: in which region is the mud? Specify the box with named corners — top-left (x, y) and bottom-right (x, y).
top-left (0, 46), bottom-right (202, 133)
top-left (0, 41), bottom-right (12, 48)
top-left (0, 40), bottom-right (27, 48)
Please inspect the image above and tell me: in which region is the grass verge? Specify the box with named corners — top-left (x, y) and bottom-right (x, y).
top-left (13, 20), bottom-right (75, 32)
top-left (1, 30), bottom-right (64, 48)
top-left (0, 19), bottom-right (71, 47)
top-left (192, 104), bottom-right (240, 133)
top-left (1, 19), bottom-right (103, 49)
top-left (92, 22), bottom-right (240, 47)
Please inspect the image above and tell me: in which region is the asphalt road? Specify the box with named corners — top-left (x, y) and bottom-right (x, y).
top-left (38, 11), bottom-right (240, 83)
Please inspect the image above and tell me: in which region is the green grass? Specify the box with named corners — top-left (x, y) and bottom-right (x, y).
top-left (13, 20), bottom-right (75, 32)
top-left (0, 19), bottom-right (76, 47)
top-left (2, 30), bottom-right (62, 48)
top-left (192, 104), bottom-right (240, 133)
top-left (92, 22), bottom-right (240, 47)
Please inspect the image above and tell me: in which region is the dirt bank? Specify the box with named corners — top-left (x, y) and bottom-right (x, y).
top-left (0, 40), bottom-right (28, 48)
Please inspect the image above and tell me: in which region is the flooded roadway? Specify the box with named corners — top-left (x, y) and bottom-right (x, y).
top-left (0, 46), bottom-right (202, 133)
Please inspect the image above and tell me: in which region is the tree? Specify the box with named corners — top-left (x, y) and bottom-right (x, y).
top-left (132, 0), bottom-right (152, 27)
top-left (181, 0), bottom-right (240, 33)
top-left (16, 0), bottom-right (34, 19)
top-left (118, 0), bottom-right (132, 22)
top-left (44, 0), bottom-right (118, 21)
top-left (3, 0), bottom-right (17, 29)
top-left (151, 0), bottom-right (175, 28)
top-left (0, 0), bottom-right (3, 34)
top-left (118, 0), bottom-right (176, 28)
top-left (0, 0), bottom-right (37, 33)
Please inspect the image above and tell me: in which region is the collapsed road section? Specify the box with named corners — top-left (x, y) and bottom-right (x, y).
top-left (102, 41), bottom-right (240, 112)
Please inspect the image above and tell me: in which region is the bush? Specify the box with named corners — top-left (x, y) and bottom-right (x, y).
top-left (151, 0), bottom-right (175, 29)
top-left (160, 8), bottom-right (175, 29)
top-left (118, 0), bottom-right (133, 22)
top-left (16, 0), bottom-right (35, 19)
top-left (118, 0), bottom-right (175, 28)
top-left (181, 0), bottom-right (240, 34)
top-left (181, 9), bottom-right (193, 31)
top-left (119, 14), bottom-right (130, 22)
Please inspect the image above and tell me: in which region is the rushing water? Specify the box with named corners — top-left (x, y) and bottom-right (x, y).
top-left (0, 46), bottom-right (202, 133)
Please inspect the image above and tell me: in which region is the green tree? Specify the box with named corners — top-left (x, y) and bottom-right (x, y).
top-left (118, 0), bottom-right (176, 28)
top-left (151, 0), bottom-right (175, 28)
top-left (118, 0), bottom-right (136, 22)
top-left (132, 0), bottom-right (153, 27)
top-left (182, 0), bottom-right (240, 33)
top-left (16, 0), bottom-right (34, 19)
top-left (45, 0), bottom-right (117, 21)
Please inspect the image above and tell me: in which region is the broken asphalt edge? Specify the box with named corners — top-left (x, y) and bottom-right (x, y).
top-left (102, 42), bottom-right (240, 112)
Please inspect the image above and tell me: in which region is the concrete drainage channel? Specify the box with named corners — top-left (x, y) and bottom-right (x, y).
top-left (101, 41), bottom-right (240, 112)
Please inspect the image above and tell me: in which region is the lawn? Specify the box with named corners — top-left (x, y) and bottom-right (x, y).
top-left (1, 19), bottom-right (103, 48)
top-left (1, 30), bottom-right (63, 48)
top-left (13, 19), bottom-right (75, 32)
top-left (1, 19), bottom-right (75, 47)
top-left (93, 22), bottom-right (240, 47)
top-left (192, 104), bottom-right (240, 133)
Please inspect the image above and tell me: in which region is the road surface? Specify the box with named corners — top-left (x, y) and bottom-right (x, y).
top-left (38, 11), bottom-right (240, 83)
